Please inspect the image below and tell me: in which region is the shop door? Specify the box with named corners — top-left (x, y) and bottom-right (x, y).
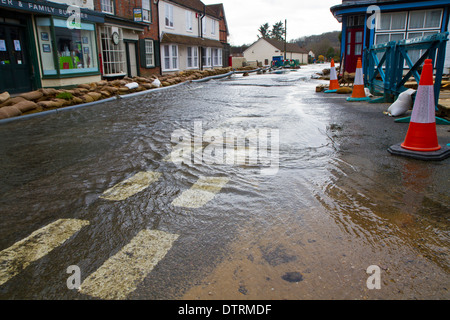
top-left (345, 28), bottom-right (364, 73)
top-left (0, 24), bottom-right (32, 94)
top-left (125, 41), bottom-right (138, 78)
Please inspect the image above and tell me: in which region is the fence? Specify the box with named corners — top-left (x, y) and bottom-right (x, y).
top-left (363, 32), bottom-right (449, 113)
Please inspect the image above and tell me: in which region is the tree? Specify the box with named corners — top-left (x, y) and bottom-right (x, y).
top-left (271, 21), bottom-right (285, 41)
top-left (258, 23), bottom-right (270, 39)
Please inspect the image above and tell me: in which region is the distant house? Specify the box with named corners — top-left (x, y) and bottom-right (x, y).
top-left (330, 0), bottom-right (450, 74)
top-left (243, 38), bottom-right (309, 66)
top-left (158, 0), bottom-right (227, 74)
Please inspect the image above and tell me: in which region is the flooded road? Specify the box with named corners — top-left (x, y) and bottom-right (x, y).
top-left (0, 64), bottom-right (449, 300)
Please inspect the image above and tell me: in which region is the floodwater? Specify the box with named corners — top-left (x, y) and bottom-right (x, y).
top-left (0, 64), bottom-right (449, 300)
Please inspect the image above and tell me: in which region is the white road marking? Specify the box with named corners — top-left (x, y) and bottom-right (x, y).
top-left (171, 176), bottom-right (230, 209)
top-left (100, 171), bottom-right (162, 201)
top-left (0, 219), bottom-right (89, 286)
top-left (79, 229), bottom-right (179, 300)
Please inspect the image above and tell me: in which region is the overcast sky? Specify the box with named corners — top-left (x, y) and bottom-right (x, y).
top-left (202, 0), bottom-right (343, 46)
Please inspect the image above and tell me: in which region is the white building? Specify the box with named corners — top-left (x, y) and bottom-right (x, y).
top-left (243, 38), bottom-right (309, 66)
top-left (159, 0), bottom-right (224, 73)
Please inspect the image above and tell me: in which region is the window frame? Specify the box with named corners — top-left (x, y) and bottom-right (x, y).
top-left (211, 19), bottom-right (216, 35)
top-left (35, 17), bottom-right (100, 79)
top-left (187, 46), bottom-right (198, 69)
top-left (144, 39), bottom-right (155, 68)
top-left (202, 17), bottom-right (207, 36)
top-left (142, 0), bottom-right (152, 23)
top-left (163, 44), bottom-right (178, 71)
top-left (101, 0), bottom-right (115, 15)
top-left (186, 10), bottom-right (193, 32)
top-left (408, 9), bottom-right (443, 31)
top-left (376, 11), bottom-right (407, 32)
top-left (165, 3), bottom-right (174, 28)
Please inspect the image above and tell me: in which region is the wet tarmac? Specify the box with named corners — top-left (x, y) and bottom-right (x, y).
top-left (0, 64), bottom-right (449, 300)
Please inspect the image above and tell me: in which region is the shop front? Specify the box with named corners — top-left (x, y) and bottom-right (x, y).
top-left (0, 9), bottom-right (37, 94)
top-left (0, 0), bottom-right (104, 93)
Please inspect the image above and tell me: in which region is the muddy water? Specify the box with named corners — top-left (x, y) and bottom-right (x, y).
top-left (0, 64), bottom-right (448, 299)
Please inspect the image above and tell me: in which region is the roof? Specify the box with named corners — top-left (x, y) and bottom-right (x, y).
top-left (166, 0), bottom-right (225, 20)
top-left (262, 38), bottom-right (308, 54)
top-left (167, 0), bottom-right (205, 13)
top-left (161, 32), bottom-right (224, 48)
top-left (331, 0), bottom-right (448, 16)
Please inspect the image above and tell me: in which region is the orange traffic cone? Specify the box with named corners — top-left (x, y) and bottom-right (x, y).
top-left (388, 59), bottom-right (450, 161)
top-left (401, 59), bottom-right (440, 152)
top-left (325, 59), bottom-right (340, 93)
top-left (347, 58), bottom-right (371, 102)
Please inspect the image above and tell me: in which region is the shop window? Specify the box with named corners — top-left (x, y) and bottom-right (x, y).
top-left (36, 17), bottom-right (98, 77)
top-left (100, 26), bottom-right (126, 76)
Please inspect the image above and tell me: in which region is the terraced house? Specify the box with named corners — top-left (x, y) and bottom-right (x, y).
top-left (0, 0), bottom-right (162, 94)
top-left (93, 0), bottom-right (160, 78)
top-left (158, 0), bottom-right (229, 74)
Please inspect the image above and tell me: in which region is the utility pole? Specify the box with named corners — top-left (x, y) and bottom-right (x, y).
top-left (284, 19), bottom-right (287, 61)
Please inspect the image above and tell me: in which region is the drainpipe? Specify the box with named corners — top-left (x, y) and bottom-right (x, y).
top-left (155, 0), bottom-right (161, 75)
top-left (199, 5), bottom-right (206, 70)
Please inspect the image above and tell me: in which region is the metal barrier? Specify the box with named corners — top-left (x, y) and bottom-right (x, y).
top-left (364, 32), bottom-right (449, 107)
top-left (364, 40), bottom-right (397, 103)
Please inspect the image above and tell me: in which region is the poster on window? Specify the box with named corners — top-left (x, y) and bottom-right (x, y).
top-left (133, 8), bottom-right (143, 22)
top-left (14, 40), bottom-right (21, 52)
top-left (0, 40), bottom-right (6, 52)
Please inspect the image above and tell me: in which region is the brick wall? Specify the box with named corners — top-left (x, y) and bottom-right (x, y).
top-left (93, 0), bottom-right (161, 76)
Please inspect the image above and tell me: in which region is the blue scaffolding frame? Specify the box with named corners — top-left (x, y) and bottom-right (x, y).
top-left (363, 32), bottom-right (449, 124)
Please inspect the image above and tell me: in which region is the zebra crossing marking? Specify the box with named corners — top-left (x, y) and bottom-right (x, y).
top-left (79, 229), bottom-right (179, 300)
top-left (0, 219), bottom-right (89, 286)
top-left (171, 176), bottom-right (230, 209)
top-left (100, 171), bottom-right (162, 201)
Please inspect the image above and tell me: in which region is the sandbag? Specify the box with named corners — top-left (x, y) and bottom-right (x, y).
top-left (152, 78), bottom-right (161, 88)
top-left (125, 82), bottom-right (139, 90)
top-left (387, 89), bottom-right (415, 117)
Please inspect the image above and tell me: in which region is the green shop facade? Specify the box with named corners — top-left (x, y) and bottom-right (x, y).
top-left (0, 0), bottom-right (104, 94)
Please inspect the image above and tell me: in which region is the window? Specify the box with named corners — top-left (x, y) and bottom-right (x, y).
top-left (211, 20), bottom-right (216, 35)
top-left (377, 12), bottom-right (407, 31)
top-left (346, 31), bottom-right (351, 55)
top-left (101, 0), bottom-right (114, 14)
top-left (212, 48), bottom-right (222, 66)
top-left (407, 30), bottom-right (439, 66)
top-left (347, 15), bottom-right (365, 27)
top-left (354, 31), bottom-right (363, 55)
top-left (36, 17), bottom-right (99, 76)
top-left (202, 47), bottom-right (211, 67)
top-left (375, 33), bottom-right (405, 45)
top-left (186, 11), bottom-right (193, 32)
top-left (202, 17), bottom-right (207, 36)
top-left (163, 44), bottom-right (178, 70)
top-left (187, 46), bottom-right (198, 68)
top-left (165, 3), bottom-right (174, 28)
top-left (144, 39), bottom-right (154, 67)
top-left (142, 0), bottom-right (152, 23)
top-left (409, 9), bottom-right (442, 30)
top-left (100, 26), bottom-right (126, 76)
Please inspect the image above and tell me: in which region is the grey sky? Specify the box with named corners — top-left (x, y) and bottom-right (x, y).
top-left (202, 0), bottom-right (343, 46)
